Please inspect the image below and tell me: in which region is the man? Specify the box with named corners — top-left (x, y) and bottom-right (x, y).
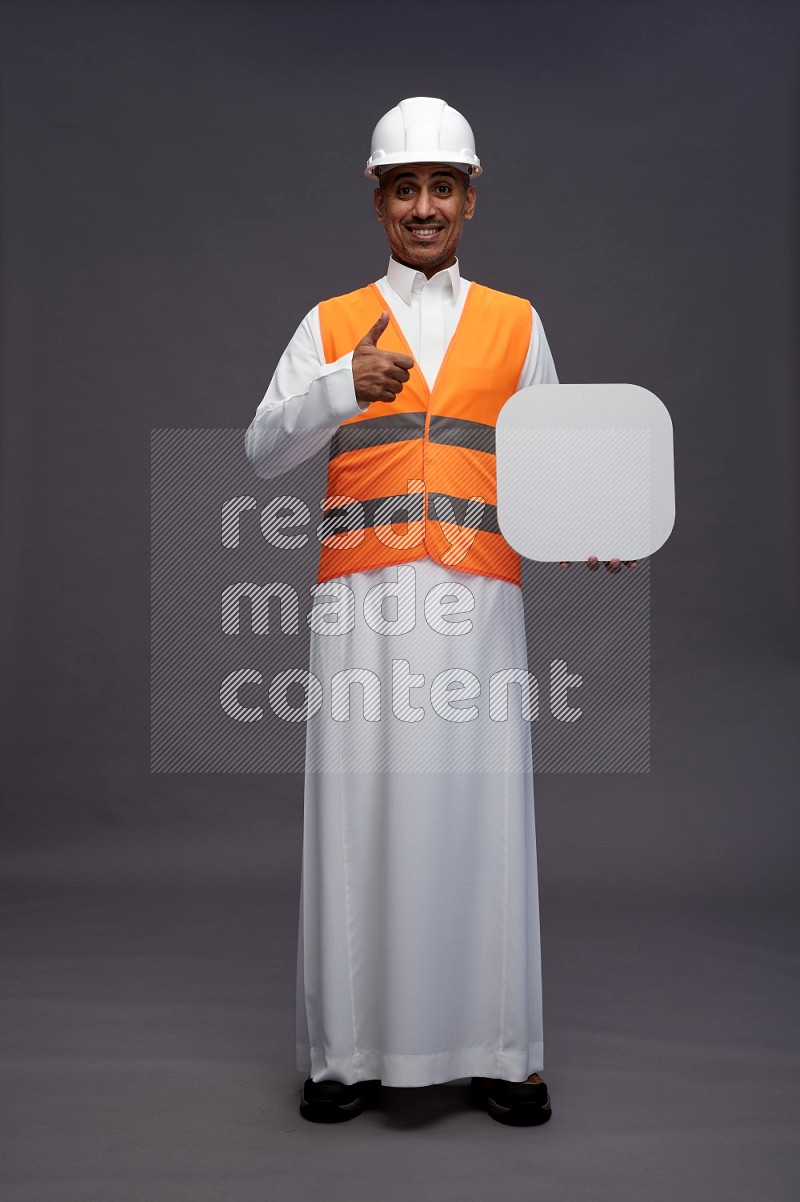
top-left (245, 97), bottom-right (630, 1127)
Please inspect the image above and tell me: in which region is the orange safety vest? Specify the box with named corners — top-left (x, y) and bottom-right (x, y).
top-left (316, 281), bottom-right (532, 587)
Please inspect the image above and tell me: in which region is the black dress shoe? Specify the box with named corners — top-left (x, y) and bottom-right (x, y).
top-left (469, 1074), bottom-right (552, 1127)
top-left (299, 1077), bottom-right (382, 1123)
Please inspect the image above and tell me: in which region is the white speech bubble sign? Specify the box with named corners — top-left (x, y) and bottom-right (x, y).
top-left (496, 384), bottom-right (675, 562)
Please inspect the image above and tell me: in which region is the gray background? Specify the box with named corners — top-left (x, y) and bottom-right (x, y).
top-left (1, 0), bottom-right (798, 1198)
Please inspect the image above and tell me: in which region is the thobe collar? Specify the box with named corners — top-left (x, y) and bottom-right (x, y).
top-left (385, 256), bottom-right (462, 306)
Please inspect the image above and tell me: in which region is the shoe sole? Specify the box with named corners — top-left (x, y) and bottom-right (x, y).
top-left (299, 1081), bottom-right (381, 1124)
top-left (299, 1094), bottom-right (365, 1123)
top-left (469, 1079), bottom-right (553, 1127)
top-left (486, 1094), bottom-right (552, 1127)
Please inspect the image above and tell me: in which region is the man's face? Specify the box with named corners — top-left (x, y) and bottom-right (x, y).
top-left (374, 163), bottom-right (477, 278)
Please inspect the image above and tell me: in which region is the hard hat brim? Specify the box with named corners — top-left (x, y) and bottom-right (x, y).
top-left (365, 153), bottom-right (482, 180)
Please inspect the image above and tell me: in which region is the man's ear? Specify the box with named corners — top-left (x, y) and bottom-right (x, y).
top-left (464, 183), bottom-right (477, 222)
top-left (374, 186), bottom-right (385, 223)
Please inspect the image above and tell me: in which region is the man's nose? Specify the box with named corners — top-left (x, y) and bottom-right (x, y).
top-left (411, 189), bottom-right (437, 219)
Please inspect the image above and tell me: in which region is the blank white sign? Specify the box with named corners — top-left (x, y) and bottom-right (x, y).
top-left (495, 384), bottom-right (675, 562)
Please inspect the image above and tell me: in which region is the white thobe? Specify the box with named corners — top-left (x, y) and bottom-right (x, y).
top-left (245, 257), bottom-right (559, 1088)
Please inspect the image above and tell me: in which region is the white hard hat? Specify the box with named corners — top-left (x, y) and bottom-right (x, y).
top-left (365, 96), bottom-right (482, 180)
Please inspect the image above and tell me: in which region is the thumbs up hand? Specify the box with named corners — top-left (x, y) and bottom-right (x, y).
top-left (352, 310), bottom-right (415, 406)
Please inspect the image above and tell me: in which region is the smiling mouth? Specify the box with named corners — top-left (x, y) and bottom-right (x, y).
top-left (405, 226), bottom-right (444, 241)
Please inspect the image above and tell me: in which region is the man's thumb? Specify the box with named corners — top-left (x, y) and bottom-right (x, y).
top-left (360, 310), bottom-right (389, 346)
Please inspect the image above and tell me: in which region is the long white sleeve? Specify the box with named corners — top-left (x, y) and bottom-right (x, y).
top-left (517, 306), bottom-right (559, 389)
top-left (244, 307), bottom-right (363, 479)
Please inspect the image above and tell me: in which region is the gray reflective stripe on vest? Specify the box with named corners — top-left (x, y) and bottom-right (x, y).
top-left (319, 492), bottom-right (425, 539)
top-left (328, 412), bottom-right (426, 460)
top-left (319, 491), bottom-right (501, 539)
top-left (328, 413), bottom-right (496, 460)
top-left (427, 492), bottom-right (501, 535)
top-left (427, 415), bottom-right (496, 455)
